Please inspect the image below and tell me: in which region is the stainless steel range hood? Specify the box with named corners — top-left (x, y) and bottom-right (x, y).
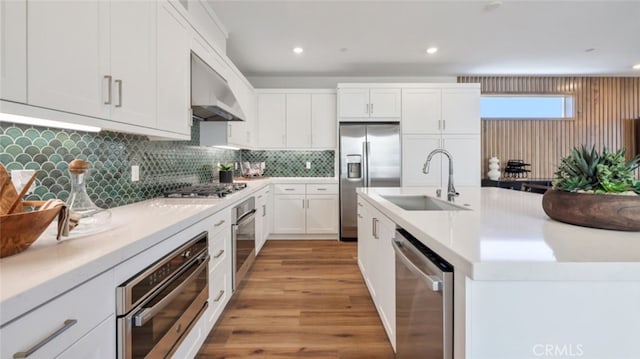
top-left (191, 53), bottom-right (245, 122)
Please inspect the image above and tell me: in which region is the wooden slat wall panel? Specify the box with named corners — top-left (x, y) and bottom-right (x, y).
top-left (458, 76), bottom-right (640, 179)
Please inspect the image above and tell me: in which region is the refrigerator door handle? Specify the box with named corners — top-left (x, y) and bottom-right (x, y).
top-left (362, 141), bottom-right (368, 187)
top-left (365, 141), bottom-right (371, 187)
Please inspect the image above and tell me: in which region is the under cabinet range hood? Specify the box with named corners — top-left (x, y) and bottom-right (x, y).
top-left (191, 53), bottom-right (245, 122)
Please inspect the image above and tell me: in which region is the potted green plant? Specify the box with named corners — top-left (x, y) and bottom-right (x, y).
top-left (218, 163), bottom-right (234, 183)
top-left (542, 145), bottom-right (640, 231)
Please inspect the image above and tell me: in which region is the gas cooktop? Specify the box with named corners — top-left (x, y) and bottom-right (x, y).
top-left (164, 183), bottom-right (247, 198)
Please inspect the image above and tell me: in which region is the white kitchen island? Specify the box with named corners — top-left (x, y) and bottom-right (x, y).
top-left (357, 187), bottom-right (640, 359)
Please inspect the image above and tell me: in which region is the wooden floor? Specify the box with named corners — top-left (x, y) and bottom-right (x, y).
top-left (197, 240), bottom-right (395, 359)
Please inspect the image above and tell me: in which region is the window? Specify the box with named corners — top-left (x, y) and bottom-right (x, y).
top-left (480, 95), bottom-right (574, 119)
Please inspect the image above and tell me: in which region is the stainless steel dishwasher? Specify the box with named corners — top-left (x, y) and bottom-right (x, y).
top-left (393, 228), bottom-right (454, 359)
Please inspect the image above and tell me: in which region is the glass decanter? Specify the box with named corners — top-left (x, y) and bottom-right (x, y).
top-left (66, 159), bottom-right (111, 235)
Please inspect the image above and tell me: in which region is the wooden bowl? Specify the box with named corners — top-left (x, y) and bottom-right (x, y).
top-left (542, 189), bottom-right (640, 231)
top-left (0, 204), bottom-right (63, 258)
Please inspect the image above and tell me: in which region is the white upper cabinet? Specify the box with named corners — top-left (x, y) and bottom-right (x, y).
top-left (258, 93), bottom-right (286, 148)
top-left (156, 1), bottom-right (191, 136)
top-left (369, 88), bottom-right (401, 118)
top-left (0, 0), bottom-right (27, 103)
top-left (285, 94), bottom-right (312, 148)
top-left (338, 88), bottom-right (370, 118)
top-left (257, 90), bottom-right (336, 149)
top-left (27, 0), bottom-right (110, 119)
top-left (441, 88), bottom-right (480, 134)
top-left (311, 93), bottom-right (337, 148)
top-left (402, 86), bottom-right (480, 135)
top-left (338, 87), bottom-right (401, 120)
top-left (109, 0), bottom-right (157, 128)
top-left (401, 88), bottom-right (442, 134)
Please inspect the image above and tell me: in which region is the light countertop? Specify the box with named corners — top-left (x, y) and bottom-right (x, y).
top-left (0, 176), bottom-right (336, 325)
top-left (357, 187), bottom-right (640, 281)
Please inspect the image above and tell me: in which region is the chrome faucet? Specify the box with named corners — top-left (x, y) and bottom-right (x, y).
top-left (423, 149), bottom-right (459, 202)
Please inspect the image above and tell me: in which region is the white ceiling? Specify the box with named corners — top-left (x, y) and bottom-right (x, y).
top-left (208, 0), bottom-right (640, 78)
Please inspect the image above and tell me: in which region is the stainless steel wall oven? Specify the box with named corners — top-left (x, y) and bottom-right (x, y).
top-left (116, 232), bottom-right (210, 358)
top-left (232, 197), bottom-right (256, 290)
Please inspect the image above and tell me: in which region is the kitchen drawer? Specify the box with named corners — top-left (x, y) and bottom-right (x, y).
top-left (1, 270), bottom-right (115, 359)
top-left (207, 264), bottom-right (231, 329)
top-left (306, 183), bottom-right (338, 194)
top-left (209, 224), bottom-right (230, 272)
top-left (273, 184), bottom-right (306, 195)
top-left (210, 208), bottom-right (231, 235)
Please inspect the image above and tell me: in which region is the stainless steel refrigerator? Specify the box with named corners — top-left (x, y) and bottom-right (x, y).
top-left (339, 123), bottom-right (401, 240)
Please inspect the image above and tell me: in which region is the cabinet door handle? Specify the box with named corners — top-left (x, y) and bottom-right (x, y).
top-left (115, 79), bottom-right (123, 107)
top-left (442, 120), bottom-right (446, 130)
top-left (358, 202), bottom-right (363, 207)
top-left (357, 213), bottom-right (363, 219)
top-left (213, 290), bottom-right (225, 302)
top-left (103, 75), bottom-right (112, 104)
top-left (262, 204), bottom-right (266, 217)
top-left (13, 319), bottom-right (78, 358)
top-left (302, 199), bottom-right (305, 208)
top-left (214, 219), bottom-right (225, 227)
top-left (365, 103), bottom-right (369, 114)
top-left (370, 103), bottom-right (373, 114)
top-left (213, 249), bottom-right (224, 258)
top-left (372, 218), bottom-right (377, 239)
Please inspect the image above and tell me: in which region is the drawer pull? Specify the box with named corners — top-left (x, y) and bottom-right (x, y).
top-left (214, 219), bottom-right (225, 227)
top-left (13, 319), bottom-right (78, 358)
top-left (214, 290), bottom-right (225, 302)
top-left (214, 249), bottom-right (224, 258)
top-left (358, 202), bottom-right (363, 207)
top-left (316, 188), bottom-right (327, 191)
top-left (284, 188), bottom-right (295, 191)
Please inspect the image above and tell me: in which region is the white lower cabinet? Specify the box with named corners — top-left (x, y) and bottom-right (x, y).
top-left (255, 186), bottom-right (272, 254)
top-left (272, 183), bottom-right (339, 235)
top-left (57, 316), bottom-right (115, 359)
top-left (357, 195), bottom-right (396, 351)
top-left (206, 208), bottom-right (232, 333)
top-left (273, 194), bottom-right (307, 233)
top-left (0, 270), bottom-right (115, 359)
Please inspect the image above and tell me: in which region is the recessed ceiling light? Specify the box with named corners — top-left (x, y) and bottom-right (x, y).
top-left (633, 64), bottom-right (640, 70)
top-left (484, 0), bottom-right (503, 11)
top-left (426, 47), bottom-right (438, 55)
top-left (293, 47), bottom-right (304, 54)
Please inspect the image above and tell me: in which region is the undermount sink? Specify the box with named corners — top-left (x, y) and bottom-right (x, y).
top-left (381, 195), bottom-right (469, 211)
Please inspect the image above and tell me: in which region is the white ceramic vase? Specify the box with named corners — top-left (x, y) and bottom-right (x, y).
top-left (488, 156), bottom-right (501, 180)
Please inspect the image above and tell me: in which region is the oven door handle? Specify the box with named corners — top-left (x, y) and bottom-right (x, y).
top-left (133, 255), bottom-right (209, 327)
top-left (236, 209), bottom-right (257, 226)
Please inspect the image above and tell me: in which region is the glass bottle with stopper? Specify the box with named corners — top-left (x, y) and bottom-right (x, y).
top-left (66, 159), bottom-right (111, 234)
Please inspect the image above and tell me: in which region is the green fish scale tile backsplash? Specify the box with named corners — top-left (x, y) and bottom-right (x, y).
top-left (0, 120), bottom-right (335, 208)
top-left (0, 120), bottom-right (240, 208)
top-left (241, 150), bottom-right (334, 177)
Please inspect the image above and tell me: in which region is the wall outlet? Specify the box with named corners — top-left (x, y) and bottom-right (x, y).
top-left (131, 165), bottom-right (140, 182)
top-left (305, 161), bottom-right (311, 169)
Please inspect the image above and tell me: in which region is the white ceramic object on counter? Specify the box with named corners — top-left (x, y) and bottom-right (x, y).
top-left (487, 156), bottom-right (500, 180)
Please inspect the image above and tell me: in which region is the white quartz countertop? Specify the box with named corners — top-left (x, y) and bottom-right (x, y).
top-left (0, 180), bottom-right (271, 326)
top-left (269, 177), bottom-right (338, 184)
top-left (358, 187), bottom-right (640, 281)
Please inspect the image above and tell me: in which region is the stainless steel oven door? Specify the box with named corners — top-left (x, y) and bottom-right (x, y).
top-left (232, 209), bottom-right (256, 290)
top-left (118, 255), bottom-right (209, 359)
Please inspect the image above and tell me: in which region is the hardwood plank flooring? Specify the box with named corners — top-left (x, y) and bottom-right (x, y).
top-left (197, 240), bottom-right (395, 359)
